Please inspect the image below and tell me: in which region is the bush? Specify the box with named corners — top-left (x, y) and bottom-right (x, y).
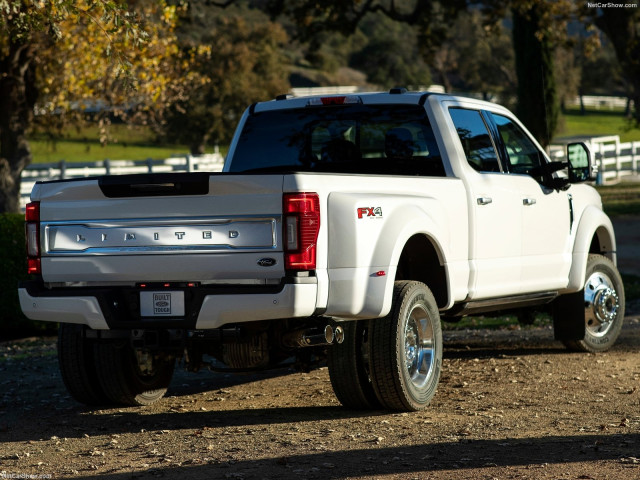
top-left (0, 213), bottom-right (55, 339)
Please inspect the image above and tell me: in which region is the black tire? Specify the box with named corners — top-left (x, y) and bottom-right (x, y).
top-left (368, 281), bottom-right (443, 411)
top-left (554, 254), bottom-right (625, 353)
top-left (94, 342), bottom-right (175, 406)
top-left (327, 320), bottom-right (380, 409)
top-left (57, 324), bottom-right (108, 406)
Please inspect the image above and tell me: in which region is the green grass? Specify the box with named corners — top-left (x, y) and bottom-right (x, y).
top-left (556, 108), bottom-right (640, 143)
top-left (28, 124), bottom-right (195, 163)
top-left (597, 183), bottom-right (640, 217)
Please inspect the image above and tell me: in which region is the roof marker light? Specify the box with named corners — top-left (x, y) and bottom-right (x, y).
top-left (306, 96), bottom-right (362, 106)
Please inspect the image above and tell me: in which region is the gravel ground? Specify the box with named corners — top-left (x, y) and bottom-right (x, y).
top-left (1, 314), bottom-right (639, 480)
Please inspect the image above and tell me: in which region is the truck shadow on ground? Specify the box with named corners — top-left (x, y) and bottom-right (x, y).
top-left (51, 432), bottom-right (640, 479)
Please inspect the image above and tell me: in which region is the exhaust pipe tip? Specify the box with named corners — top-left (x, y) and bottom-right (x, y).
top-left (334, 325), bottom-right (344, 344)
top-left (323, 325), bottom-right (334, 344)
top-left (283, 325), bottom-right (339, 348)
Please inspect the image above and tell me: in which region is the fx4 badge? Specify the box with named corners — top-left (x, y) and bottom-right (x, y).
top-left (357, 207), bottom-right (383, 219)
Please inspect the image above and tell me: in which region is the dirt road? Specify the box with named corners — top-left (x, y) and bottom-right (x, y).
top-left (1, 315), bottom-right (639, 480)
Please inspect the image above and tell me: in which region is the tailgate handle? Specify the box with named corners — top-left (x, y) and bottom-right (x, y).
top-left (99, 173), bottom-right (210, 198)
top-left (130, 183), bottom-right (177, 194)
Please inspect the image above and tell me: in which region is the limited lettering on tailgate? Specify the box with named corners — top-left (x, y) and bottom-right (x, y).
top-left (45, 218), bottom-right (278, 254)
top-left (140, 291), bottom-right (185, 316)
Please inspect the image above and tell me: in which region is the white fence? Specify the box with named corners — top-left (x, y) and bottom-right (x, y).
top-left (567, 96), bottom-right (632, 111)
top-left (550, 135), bottom-right (640, 185)
top-left (20, 152), bottom-right (225, 210)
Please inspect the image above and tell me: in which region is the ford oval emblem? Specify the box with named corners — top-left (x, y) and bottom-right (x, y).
top-left (257, 258), bottom-right (277, 267)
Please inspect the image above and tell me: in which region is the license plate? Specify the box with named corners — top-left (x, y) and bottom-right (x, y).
top-left (140, 291), bottom-right (185, 317)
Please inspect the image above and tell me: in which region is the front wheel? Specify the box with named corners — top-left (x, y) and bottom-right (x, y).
top-left (368, 281), bottom-right (443, 411)
top-left (554, 254), bottom-right (625, 353)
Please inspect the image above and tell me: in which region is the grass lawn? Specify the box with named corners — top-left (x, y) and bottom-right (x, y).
top-left (29, 124), bottom-right (194, 163)
top-left (556, 108), bottom-right (640, 143)
top-left (597, 183), bottom-right (640, 217)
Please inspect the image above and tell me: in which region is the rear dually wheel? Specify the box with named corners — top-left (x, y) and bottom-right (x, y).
top-left (368, 281), bottom-right (443, 411)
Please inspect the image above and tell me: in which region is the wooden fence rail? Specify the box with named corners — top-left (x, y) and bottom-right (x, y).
top-left (550, 135), bottom-right (640, 185)
top-left (19, 153), bottom-right (224, 210)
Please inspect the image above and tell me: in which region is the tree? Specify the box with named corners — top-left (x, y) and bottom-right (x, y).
top-left (262, 0), bottom-right (468, 64)
top-left (263, 0), bottom-right (565, 146)
top-left (593, 8), bottom-right (640, 124)
top-left (578, 33), bottom-right (625, 99)
top-left (160, 9), bottom-right (290, 154)
top-left (511, 3), bottom-right (559, 148)
top-left (433, 9), bottom-right (516, 101)
top-left (0, 0), bottom-right (180, 213)
top-left (350, 12), bottom-right (431, 88)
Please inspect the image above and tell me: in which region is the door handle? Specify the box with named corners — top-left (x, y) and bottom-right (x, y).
top-left (523, 198), bottom-right (536, 206)
top-left (477, 197), bottom-right (492, 206)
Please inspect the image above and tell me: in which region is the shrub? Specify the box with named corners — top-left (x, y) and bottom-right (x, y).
top-left (0, 213), bottom-right (55, 338)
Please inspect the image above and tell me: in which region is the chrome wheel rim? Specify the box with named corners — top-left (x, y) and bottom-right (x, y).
top-left (403, 304), bottom-right (436, 389)
top-left (584, 271), bottom-right (619, 337)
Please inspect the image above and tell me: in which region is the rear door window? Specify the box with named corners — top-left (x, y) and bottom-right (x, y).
top-left (449, 108), bottom-right (501, 173)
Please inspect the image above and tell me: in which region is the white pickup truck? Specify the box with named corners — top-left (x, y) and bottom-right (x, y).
top-left (19, 90), bottom-right (625, 412)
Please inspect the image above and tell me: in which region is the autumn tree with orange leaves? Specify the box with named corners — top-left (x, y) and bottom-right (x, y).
top-left (0, 0), bottom-right (182, 213)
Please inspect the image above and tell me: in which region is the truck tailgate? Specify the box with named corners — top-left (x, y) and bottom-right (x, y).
top-left (31, 173), bottom-right (285, 284)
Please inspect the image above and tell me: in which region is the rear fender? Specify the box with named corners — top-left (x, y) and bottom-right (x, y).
top-left (326, 193), bottom-right (454, 318)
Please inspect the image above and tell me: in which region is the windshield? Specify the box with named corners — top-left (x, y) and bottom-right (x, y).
top-left (229, 104), bottom-right (445, 176)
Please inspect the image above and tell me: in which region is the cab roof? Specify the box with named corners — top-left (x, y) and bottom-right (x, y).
top-left (252, 88), bottom-right (493, 114)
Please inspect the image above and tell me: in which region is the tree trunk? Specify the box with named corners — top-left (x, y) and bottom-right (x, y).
top-left (189, 142), bottom-right (206, 156)
top-left (595, 10), bottom-right (640, 126)
top-left (512, 5), bottom-right (559, 148)
top-left (0, 40), bottom-right (37, 214)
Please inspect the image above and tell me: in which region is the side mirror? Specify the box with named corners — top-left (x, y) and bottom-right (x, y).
top-left (567, 142), bottom-right (594, 183)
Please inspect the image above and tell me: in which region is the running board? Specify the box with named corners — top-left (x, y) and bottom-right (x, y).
top-left (447, 291), bottom-right (558, 317)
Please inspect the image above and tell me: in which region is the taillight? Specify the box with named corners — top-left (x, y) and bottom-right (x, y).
top-left (283, 193), bottom-right (320, 271)
top-left (25, 201), bottom-right (41, 275)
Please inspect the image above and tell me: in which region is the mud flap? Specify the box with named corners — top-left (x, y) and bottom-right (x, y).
top-left (552, 291), bottom-right (586, 341)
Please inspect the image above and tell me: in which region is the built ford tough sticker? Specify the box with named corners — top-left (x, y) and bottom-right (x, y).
top-left (140, 291), bottom-right (185, 317)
